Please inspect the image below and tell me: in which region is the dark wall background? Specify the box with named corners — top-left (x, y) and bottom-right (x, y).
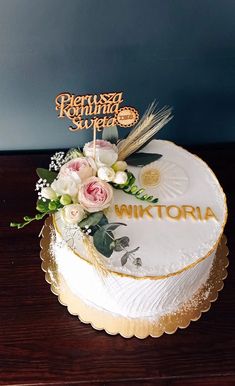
top-left (0, 0), bottom-right (235, 150)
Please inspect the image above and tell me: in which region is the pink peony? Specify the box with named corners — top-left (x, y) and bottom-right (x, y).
top-left (59, 157), bottom-right (96, 182)
top-left (78, 176), bottom-right (113, 212)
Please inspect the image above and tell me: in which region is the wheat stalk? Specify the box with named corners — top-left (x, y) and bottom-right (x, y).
top-left (83, 235), bottom-right (109, 280)
top-left (118, 103), bottom-right (173, 160)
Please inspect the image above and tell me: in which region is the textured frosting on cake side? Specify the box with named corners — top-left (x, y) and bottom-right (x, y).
top-left (52, 230), bottom-right (215, 319)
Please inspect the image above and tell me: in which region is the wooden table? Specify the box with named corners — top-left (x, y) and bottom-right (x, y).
top-left (0, 144), bottom-right (234, 386)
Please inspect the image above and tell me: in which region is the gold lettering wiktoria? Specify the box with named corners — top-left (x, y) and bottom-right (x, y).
top-left (114, 204), bottom-right (218, 221)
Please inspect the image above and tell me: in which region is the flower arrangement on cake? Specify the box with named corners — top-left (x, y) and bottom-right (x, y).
top-left (10, 104), bottom-right (172, 266)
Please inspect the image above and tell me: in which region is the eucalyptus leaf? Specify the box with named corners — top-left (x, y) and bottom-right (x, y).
top-left (102, 222), bottom-right (127, 232)
top-left (121, 252), bottom-right (129, 266)
top-left (93, 228), bottom-right (114, 258)
top-left (83, 214), bottom-right (109, 236)
top-left (36, 168), bottom-right (58, 184)
top-left (114, 236), bottom-right (130, 251)
top-left (78, 212), bottom-right (104, 228)
top-left (98, 214), bottom-right (109, 227)
top-left (129, 246), bottom-right (140, 254)
top-left (133, 257), bottom-right (142, 267)
top-left (125, 152), bottom-right (162, 167)
top-left (102, 125), bottom-right (119, 144)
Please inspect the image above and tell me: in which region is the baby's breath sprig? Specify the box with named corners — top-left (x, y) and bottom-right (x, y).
top-left (112, 171), bottom-right (158, 204)
top-left (49, 151), bottom-right (65, 171)
top-left (35, 178), bottom-right (51, 201)
top-left (49, 148), bottom-right (82, 171)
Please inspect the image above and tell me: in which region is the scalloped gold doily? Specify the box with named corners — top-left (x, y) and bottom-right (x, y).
top-left (40, 217), bottom-right (229, 339)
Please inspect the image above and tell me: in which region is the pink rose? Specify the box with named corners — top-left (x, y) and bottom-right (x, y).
top-left (78, 176), bottom-right (113, 212)
top-left (83, 140), bottom-right (118, 167)
top-left (59, 157), bottom-right (96, 182)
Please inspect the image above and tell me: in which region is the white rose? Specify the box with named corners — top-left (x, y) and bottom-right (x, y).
top-left (41, 187), bottom-right (57, 200)
top-left (113, 171), bottom-right (128, 185)
top-left (83, 139), bottom-right (118, 167)
top-left (97, 166), bottom-right (115, 182)
top-left (51, 175), bottom-right (80, 200)
top-left (61, 204), bottom-right (86, 225)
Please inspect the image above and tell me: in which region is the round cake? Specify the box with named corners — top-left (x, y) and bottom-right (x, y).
top-left (52, 140), bottom-right (227, 320)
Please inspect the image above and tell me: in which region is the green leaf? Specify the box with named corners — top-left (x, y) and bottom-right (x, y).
top-left (114, 236), bottom-right (130, 252)
top-left (93, 228), bottom-right (114, 258)
top-left (102, 222), bottom-right (126, 232)
top-left (127, 172), bottom-right (136, 186)
top-left (102, 125), bottom-right (119, 144)
top-left (135, 188), bottom-right (145, 197)
top-left (152, 198), bottom-right (159, 204)
top-left (125, 152), bottom-right (162, 167)
top-left (130, 186), bottom-right (138, 194)
top-left (78, 212), bottom-right (104, 228)
top-left (36, 168), bottom-right (58, 184)
top-left (98, 214), bottom-right (109, 227)
top-left (121, 252), bottom-right (129, 266)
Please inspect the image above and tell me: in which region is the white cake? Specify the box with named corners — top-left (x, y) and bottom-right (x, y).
top-left (52, 140), bottom-right (227, 320)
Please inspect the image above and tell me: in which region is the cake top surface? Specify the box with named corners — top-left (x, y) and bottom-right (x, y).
top-left (10, 96), bottom-right (227, 280)
top-left (54, 139), bottom-right (227, 278)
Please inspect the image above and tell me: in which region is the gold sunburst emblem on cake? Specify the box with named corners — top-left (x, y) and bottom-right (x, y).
top-left (139, 160), bottom-right (189, 200)
top-left (140, 168), bottom-right (161, 187)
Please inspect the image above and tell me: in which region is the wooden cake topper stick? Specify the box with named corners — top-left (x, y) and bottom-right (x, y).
top-left (93, 126), bottom-right (97, 159)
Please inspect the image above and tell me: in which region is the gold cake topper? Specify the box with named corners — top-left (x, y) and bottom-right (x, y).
top-left (55, 91), bottom-right (139, 132)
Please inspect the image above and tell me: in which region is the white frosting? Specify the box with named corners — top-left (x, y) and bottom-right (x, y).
top-left (53, 230), bottom-right (215, 319)
top-left (51, 140), bottom-right (226, 319)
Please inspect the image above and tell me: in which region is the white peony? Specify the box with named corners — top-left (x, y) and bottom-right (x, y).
top-left (41, 187), bottom-right (57, 200)
top-left (83, 139), bottom-right (118, 167)
top-left (61, 204), bottom-right (86, 225)
top-left (113, 171), bottom-right (128, 185)
top-left (51, 175), bottom-right (80, 201)
top-left (97, 166), bottom-right (115, 182)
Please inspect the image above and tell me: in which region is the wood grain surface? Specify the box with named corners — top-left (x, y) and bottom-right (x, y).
top-left (0, 144), bottom-right (234, 386)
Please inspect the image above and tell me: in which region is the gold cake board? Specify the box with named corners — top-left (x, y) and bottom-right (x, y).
top-left (40, 217), bottom-right (229, 339)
